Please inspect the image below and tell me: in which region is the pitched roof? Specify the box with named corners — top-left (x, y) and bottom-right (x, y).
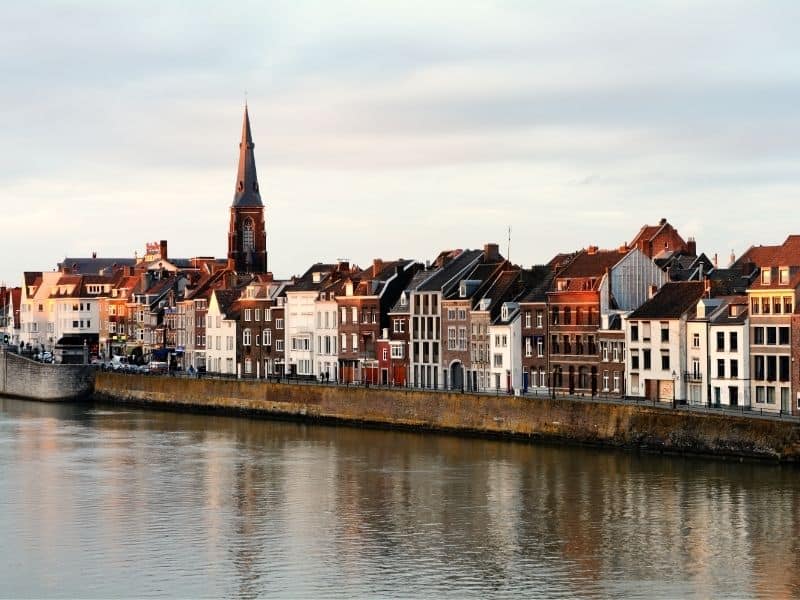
top-left (520, 266), bottom-right (555, 303)
top-left (58, 257), bottom-right (136, 275)
top-left (418, 249), bottom-right (483, 292)
top-left (629, 281), bottom-right (706, 319)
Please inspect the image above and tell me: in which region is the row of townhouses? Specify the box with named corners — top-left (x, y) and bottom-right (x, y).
top-left (5, 106), bottom-right (800, 416)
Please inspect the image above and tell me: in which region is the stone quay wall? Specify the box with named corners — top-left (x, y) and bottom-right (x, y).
top-left (0, 348), bottom-right (95, 401)
top-left (94, 373), bottom-right (800, 462)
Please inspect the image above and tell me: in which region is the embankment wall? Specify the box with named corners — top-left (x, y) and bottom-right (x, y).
top-left (94, 373), bottom-right (800, 462)
top-left (0, 348), bottom-right (95, 401)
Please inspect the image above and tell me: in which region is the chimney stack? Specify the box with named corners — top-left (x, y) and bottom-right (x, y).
top-left (587, 245), bottom-right (599, 255)
top-left (713, 253), bottom-right (718, 268)
top-left (729, 249), bottom-right (736, 267)
top-left (483, 243), bottom-right (500, 261)
top-left (687, 237), bottom-right (697, 256)
top-left (372, 258), bottom-right (384, 278)
top-left (659, 217), bottom-right (667, 226)
top-left (159, 240), bottom-right (168, 261)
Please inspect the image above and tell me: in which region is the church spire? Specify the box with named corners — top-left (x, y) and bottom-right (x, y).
top-left (232, 105), bottom-right (262, 207)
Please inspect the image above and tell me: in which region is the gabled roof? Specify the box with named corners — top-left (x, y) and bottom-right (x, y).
top-left (417, 249), bottom-right (483, 292)
top-left (520, 265), bottom-right (555, 303)
top-left (629, 281), bottom-right (706, 319)
top-left (388, 270), bottom-right (430, 314)
top-left (212, 289), bottom-right (242, 316)
top-left (708, 297), bottom-right (749, 325)
top-left (58, 257), bottom-right (136, 275)
top-left (474, 269), bottom-right (522, 322)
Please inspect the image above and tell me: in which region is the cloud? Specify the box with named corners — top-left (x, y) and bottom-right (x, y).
top-left (2, 1), bottom-right (800, 284)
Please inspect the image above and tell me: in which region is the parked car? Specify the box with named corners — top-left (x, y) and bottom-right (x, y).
top-left (148, 361), bottom-right (168, 374)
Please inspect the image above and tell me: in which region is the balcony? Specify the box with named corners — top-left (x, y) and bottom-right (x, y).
top-left (684, 371), bottom-right (703, 382)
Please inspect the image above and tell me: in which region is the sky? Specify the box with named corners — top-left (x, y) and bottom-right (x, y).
top-left (2, 0), bottom-right (800, 285)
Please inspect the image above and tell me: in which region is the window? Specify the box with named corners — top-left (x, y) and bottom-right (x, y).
top-left (751, 297), bottom-right (760, 315)
top-left (352, 333), bottom-right (358, 352)
top-left (661, 352), bottom-right (670, 371)
top-left (458, 309), bottom-right (467, 321)
top-left (537, 338), bottom-right (544, 357)
top-left (661, 324), bottom-right (669, 343)
top-left (536, 311), bottom-right (543, 328)
top-left (779, 327), bottom-right (790, 345)
top-left (493, 354), bottom-right (503, 368)
top-left (767, 327), bottom-right (777, 345)
top-left (393, 319), bottom-right (405, 333)
top-left (448, 327), bottom-right (457, 350)
top-left (276, 339), bottom-right (284, 351)
top-left (525, 311), bottom-right (531, 328)
top-left (780, 267), bottom-right (789, 285)
top-left (631, 350), bottom-right (639, 370)
top-left (692, 358), bottom-right (701, 378)
top-left (551, 307), bottom-right (559, 325)
top-left (730, 359), bottom-right (738, 378)
top-left (753, 327), bottom-right (764, 345)
top-left (762, 297), bottom-right (770, 314)
top-left (448, 309), bottom-right (457, 320)
top-left (780, 356), bottom-right (790, 382)
top-left (717, 358), bottom-right (725, 378)
top-left (382, 348), bottom-right (388, 361)
top-left (341, 307), bottom-right (346, 323)
top-left (244, 309), bottom-right (252, 322)
top-left (276, 318), bottom-right (283, 329)
top-left (351, 307), bottom-right (357, 323)
top-left (716, 331), bottom-right (724, 352)
top-left (263, 329), bottom-right (271, 346)
top-left (254, 309), bottom-right (260, 321)
top-left (242, 218), bottom-right (254, 251)
top-left (391, 345), bottom-right (403, 359)
top-left (613, 371), bottom-right (620, 392)
top-left (642, 322), bottom-right (651, 341)
top-left (754, 356), bottom-right (765, 380)
top-left (244, 358), bottom-right (253, 374)
top-left (767, 356), bottom-right (777, 381)
top-left (603, 370), bottom-right (609, 391)
top-left (729, 331), bottom-right (738, 352)
top-left (631, 323), bottom-right (639, 342)
top-left (643, 349), bottom-right (651, 370)
top-left (601, 342), bottom-right (609, 361)
top-left (784, 297), bottom-right (793, 314)
top-left (243, 329), bottom-right (251, 346)
top-left (612, 343), bottom-right (620, 362)
top-left (564, 307), bottom-right (571, 325)
top-left (761, 268), bottom-right (771, 285)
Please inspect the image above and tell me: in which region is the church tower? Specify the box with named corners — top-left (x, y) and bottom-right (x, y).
top-left (228, 105), bottom-right (268, 273)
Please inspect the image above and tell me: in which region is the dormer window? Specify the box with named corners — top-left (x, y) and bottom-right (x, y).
top-left (780, 267), bottom-right (789, 285)
top-left (501, 304), bottom-right (509, 321)
top-left (557, 279), bottom-right (569, 291)
top-left (400, 293), bottom-right (408, 306)
top-left (762, 268), bottom-right (771, 285)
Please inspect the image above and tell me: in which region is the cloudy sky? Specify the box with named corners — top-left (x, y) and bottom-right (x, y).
top-left (2, 1), bottom-right (799, 284)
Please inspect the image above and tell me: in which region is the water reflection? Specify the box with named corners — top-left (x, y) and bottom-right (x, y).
top-left (0, 396), bottom-right (798, 598)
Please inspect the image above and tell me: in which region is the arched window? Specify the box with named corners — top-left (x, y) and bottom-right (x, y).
top-left (243, 328), bottom-right (251, 346)
top-left (242, 218), bottom-right (254, 251)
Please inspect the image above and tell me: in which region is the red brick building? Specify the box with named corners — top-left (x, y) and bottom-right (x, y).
top-left (630, 218), bottom-right (693, 259)
top-left (548, 246), bottom-right (627, 395)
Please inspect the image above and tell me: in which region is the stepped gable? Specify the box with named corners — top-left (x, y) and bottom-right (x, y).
top-left (629, 281), bottom-right (706, 319)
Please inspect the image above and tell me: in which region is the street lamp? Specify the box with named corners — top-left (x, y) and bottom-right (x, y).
top-left (672, 369), bottom-right (677, 409)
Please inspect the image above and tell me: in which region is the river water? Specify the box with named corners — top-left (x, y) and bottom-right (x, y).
top-left (1, 397), bottom-right (799, 598)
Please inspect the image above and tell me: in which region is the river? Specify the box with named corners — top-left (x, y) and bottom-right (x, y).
top-left (0, 397), bottom-right (798, 598)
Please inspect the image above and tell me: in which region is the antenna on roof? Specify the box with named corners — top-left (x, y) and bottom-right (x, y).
top-left (507, 226), bottom-right (512, 262)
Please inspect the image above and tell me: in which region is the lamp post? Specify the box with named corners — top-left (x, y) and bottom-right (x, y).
top-left (672, 369), bottom-right (677, 409)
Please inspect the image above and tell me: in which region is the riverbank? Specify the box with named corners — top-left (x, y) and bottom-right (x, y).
top-left (94, 372), bottom-right (800, 462)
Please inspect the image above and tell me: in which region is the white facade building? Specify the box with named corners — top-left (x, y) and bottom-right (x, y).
top-left (314, 292), bottom-right (338, 380)
top-left (626, 282), bottom-right (706, 403)
top-left (206, 290), bottom-right (238, 375)
top-left (488, 302), bottom-right (522, 393)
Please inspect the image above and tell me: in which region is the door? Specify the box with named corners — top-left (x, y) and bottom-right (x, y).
top-left (381, 368), bottom-right (388, 386)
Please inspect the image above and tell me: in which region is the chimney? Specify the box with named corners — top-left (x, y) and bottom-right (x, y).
top-left (659, 217), bottom-right (667, 226)
top-left (62, 265), bottom-right (71, 274)
top-left (92, 251), bottom-right (97, 259)
top-left (140, 271), bottom-right (151, 291)
top-left (687, 237), bottom-right (697, 256)
top-left (159, 240), bottom-right (168, 261)
top-left (227, 258), bottom-right (235, 271)
top-left (372, 258), bottom-right (384, 278)
top-left (587, 245), bottom-right (598, 255)
top-left (483, 243), bottom-right (500, 261)
top-left (618, 243), bottom-right (629, 253)
top-left (382, 327), bottom-right (388, 340)
top-left (729, 249), bottom-right (736, 267)
top-left (713, 253), bottom-right (718, 268)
